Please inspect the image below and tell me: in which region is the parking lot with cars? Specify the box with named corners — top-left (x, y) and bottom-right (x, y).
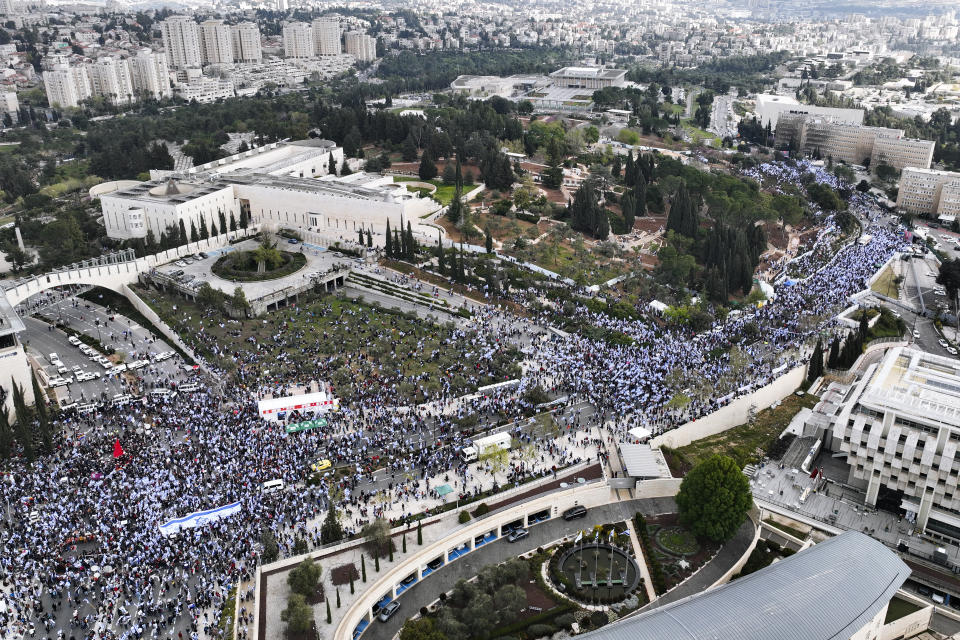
top-left (17, 288), bottom-right (196, 407)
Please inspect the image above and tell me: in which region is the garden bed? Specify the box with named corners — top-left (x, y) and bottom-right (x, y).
top-left (211, 250), bottom-right (306, 282)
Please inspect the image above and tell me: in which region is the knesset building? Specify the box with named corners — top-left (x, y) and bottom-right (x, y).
top-left (95, 139), bottom-right (435, 244)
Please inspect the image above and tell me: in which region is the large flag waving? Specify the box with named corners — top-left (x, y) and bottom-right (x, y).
top-left (575, 530), bottom-right (583, 544)
top-left (112, 439), bottom-right (124, 459)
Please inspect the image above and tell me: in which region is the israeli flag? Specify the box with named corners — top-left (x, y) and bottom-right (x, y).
top-left (575, 530), bottom-right (583, 544)
top-left (158, 502), bottom-right (242, 536)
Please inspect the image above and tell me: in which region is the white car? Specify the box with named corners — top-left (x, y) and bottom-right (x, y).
top-left (175, 260), bottom-right (187, 267)
top-left (154, 351), bottom-right (175, 362)
top-left (49, 377), bottom-right (72, 387)
top-left (939, 339), bottom-right (949, 348)
top-left (949, 347), bottom-right (959, 356)
top-left (67, 336), bottom-right (81, 346)
top-left (48, 352), bottom-right (59, 363)
top-left (100, 361), bottom-right (113, 370)
top-left (913, 330), bottom-right (921, 338)
top-left (128, 360), bottom-right (149, 370)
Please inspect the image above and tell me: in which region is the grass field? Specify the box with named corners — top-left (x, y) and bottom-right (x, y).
top-left (671, 391), bottom-right (819, 470)
top-left (394, 176), bottom-right (476, 206)
top-left (681, 121), bottom-right (720, 147)
top-left (870, 265), bottom-right (899, 299)
top-left (134, 287), bottom-right (520, 403)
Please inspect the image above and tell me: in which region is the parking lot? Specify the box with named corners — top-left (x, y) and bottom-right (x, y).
top-left (19, 290), bottom-right (195, 406)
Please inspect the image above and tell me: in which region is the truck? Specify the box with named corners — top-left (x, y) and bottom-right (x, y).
top-left (460, 431), bottom-right (512, 463)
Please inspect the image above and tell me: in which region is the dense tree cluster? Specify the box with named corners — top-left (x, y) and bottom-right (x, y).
top-left (676, 454), bottom-right (753, 542)
top-left (568, 179), bottom-right (609, 240)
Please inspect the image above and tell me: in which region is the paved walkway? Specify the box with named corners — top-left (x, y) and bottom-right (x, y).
top-left (625, 519), bottom-right (658, 603)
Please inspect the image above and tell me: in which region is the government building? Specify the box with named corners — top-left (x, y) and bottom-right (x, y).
top-left (95, 139), bottom-right (433, 243)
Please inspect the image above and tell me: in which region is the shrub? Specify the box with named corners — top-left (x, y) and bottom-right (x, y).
top-left (554, 613), bottom-right (576, 629)
top-left (526, 624), bottom-right (556, 638)
top-left (472, 503), bottom-right (490, 517)
top-left (458, 511), bottom-right (472, 524)
top-left (590, 610), bottom-right (608, 628)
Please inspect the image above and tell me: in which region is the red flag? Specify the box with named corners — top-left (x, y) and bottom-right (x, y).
top-left (113, 439), bottom-right (124, 459)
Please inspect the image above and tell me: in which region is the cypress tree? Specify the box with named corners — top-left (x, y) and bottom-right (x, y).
top-left (402, 534), bottom-right (407, 553)
top-left (827, 337), bottom-right (840, 369)
top-left (350, 574), bottom-right (355, 594)
top-left (179, 219), bottom-right (188, 244)
top-left (361, 554), bottom-right (367, 582)
top-left (219, 210), bottom-right (228, 234)
top-left (399, 216), bottom-right (407, 258)
top-left (808, 339), bottom-right (824, 382)
top-left (239, 205), bottom-right (249, 229)
top-left (12, 382), bottom-right (34, 462)
top-left (199, 217), bottom-right (209, 240)
top-left (406, 221), bottom-right (415, 259)
top-left (417, 519), bottom-right (423, 545)
top-left (485, 227), bottom-right (493, 254)
top-left (358, 228), bottom-right (365, 245)
top-left (326, 599), bottom-right (332, 624)
top-left (374, 554), bottom-right (380, 572)
top-left (385, 220), bottom-right (393, 258)
top-left (189, 221), bottom-right (198, 243)
top-left (0, 400), bottom-right (14, 459)
top-left (394, 230), bottom-right (402, 255)
top-left (336, 588), bottom-right (341, 608)
top-left (366, 229), bottom-right (372, 248)
top-left (621, 192), bottom-right (636, 232)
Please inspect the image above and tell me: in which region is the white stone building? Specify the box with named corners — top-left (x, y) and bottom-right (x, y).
top-left (232, 22), bottom-right (262, 64)
top-left (282, 22), bottom-right (314, 59)
top-left (312, 17), bottom-right (341, 56)
top-left (161, 16), bottom-right (203, 70)
top-left (200, 19), bottom-right (234, 65)
top-left (897, 168), bottom-right (960, 217)
top-left (344, 32), bottom-right (376, 62)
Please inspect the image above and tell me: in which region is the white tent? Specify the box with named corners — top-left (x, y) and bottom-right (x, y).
top-left (628, 426), bottom-right (652, 441)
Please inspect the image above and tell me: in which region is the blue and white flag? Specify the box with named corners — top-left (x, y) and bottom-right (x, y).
top-left (575, 530), bottom-right (583, 544)
top-left (158, 502), bottom-right (242, 536)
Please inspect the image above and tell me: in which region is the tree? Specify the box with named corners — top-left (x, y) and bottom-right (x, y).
top-left (676, 454), bottom-right (752, 542)
top-left (366, 229), bottom-right (373, 248)
top-left (827, 337), bottom-right (841, 369)
top-left (361, 554), bottom-right (367, 582)
top-left (402, 533), bottom-right (407, 553)
top-left (11, 381), bottom-right (34, 462)
top-left (281, 593), bottom-right (313, 635)
top-left (419, 149), bottom-right (438, 181)
top-left (808, 339), bottom-right (824, 382)
top-left (326, 599), bottom-right (332, 624)
top-left (321, 507), bottom-right (344, 544)
top-left (361, 518), bottom-right (392, 558)
top-left (442, 164), bottom-right (457, 185)
top-left (341, 159), bottom-right (352, 176)
top-left (0, 396), bottom-right (15, 459)
top-left (493, 584), bottom-right (526, 624)
top-left (417, 519), bottom-right (423, 545)
top-left (484, 227), bottom-right (493, 254)
top-left (399, 618), bottom-right (448, 640)
top-left (386, 219), bottom-right (393, 258)
top-left (189, 220), bottom-right (198, 244)
top-left (937, 258), bottom-right (960, 301)
top-left (287, 556), bottom-right (322, 597)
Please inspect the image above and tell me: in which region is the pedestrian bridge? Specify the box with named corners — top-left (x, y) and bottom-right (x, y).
top-left (2, 230), bottom-right (257, 308)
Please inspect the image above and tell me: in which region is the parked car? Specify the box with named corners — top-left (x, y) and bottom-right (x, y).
top-left (507, 528), bottom-right (529, 543)
top-left (562, 505), bottom-right (588, 521)
top-left (427, 557), bottom-right (444, 571)
top-left (378, 601), bottom-right (400, 622)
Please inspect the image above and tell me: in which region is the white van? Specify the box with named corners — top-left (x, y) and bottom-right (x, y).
top-left (262, 479), bottom-right (285, 494)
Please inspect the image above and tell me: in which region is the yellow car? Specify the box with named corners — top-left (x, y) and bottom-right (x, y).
top-left (311, 459), bottom-right (332, 472)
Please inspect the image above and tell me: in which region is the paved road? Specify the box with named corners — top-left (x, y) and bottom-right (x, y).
top-left (17, 289), bottom-right (192, 405)
top-left (363, 497), bottom-right (678, 640)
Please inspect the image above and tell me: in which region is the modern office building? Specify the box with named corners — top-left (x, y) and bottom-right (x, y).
top-left (312, 17), bottom-right (341, 56)
top-left (774, 114), bottom-right (935, 170)
top-left (161, 16), bottom-right (203, 70)
top-left (231, 22), bottom-right (262, 63)
top-left (804, 347), bottom-right (960, 541)
top-left (344, 32), bottom-right (376, 62)
top-left (97, 139), bottom-right (424, 244)
top-left (897, 168), bottom-right (960, 217)
top-left (579, 532), bottom-right (910, 640)
top-left (755, 93), bottom-right (864, 129)
top-left (549, 66), bottom-right (626, 89)
top-left (282, 22), bottom-right (314, 59)
top-left (200, 19), bottom-right (234, 65)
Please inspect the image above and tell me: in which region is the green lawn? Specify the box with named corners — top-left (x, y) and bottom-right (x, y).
top-left (870, 265), bottom-right (899, 298)
top-left (134, 287), bottom-right (520, 404)
top-left (763, 518), bottom-right (807, 541)
top-left (394, 177), bottom-right (475, 206)
top-left (681, 120), bottom-right (720, 147)
top-left (672, 392), bottom-right (819, 470)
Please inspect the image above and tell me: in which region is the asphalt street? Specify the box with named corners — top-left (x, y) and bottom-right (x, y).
top-left (362, 497), bottom-right (676, 640)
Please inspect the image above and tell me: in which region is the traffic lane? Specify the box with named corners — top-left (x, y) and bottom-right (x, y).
top-left (363, 500), bottom-right (649, 640)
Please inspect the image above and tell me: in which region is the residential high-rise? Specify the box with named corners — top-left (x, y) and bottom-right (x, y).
top-left (128, 48), bottom-right (172, 100)
top-left (43, 59), bottom-right (92, 108)
top-left (344, 32), bottom-right (377, 62)
top-left (282, 22), bottom-right (314, 59)
top-left (312, 17), bottom-right (341, 56)
top-left (87, 56), bottom-right (135, 104)
top-left (200, 19), bottom-right (234, 65)
top-left (232, 22), bottom-right (262, 63)
top-left (161, 16), bottom-right (202, 70)
top-left (0, 91), bottom-right (18, 125)
top-left (897, 168), bottom-right (960, 217)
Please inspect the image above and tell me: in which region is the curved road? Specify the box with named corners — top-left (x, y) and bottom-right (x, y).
top-left (363, 497), bottom-right (695, 640)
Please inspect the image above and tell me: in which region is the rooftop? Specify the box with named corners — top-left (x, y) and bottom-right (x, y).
top-left (861, 347), bottom-right (960, 428)
top-left (579, 531), bottom-right (909, 640)
top-left (550, 66), bottom-right (626, 80)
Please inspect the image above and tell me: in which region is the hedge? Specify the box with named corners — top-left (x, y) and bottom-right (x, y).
top-left (489, 603), bottom-right (575, 638)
